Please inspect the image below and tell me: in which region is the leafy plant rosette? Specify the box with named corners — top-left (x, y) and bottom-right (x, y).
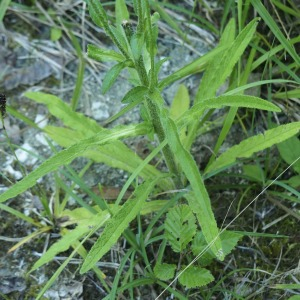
top-left (1, 0), bottom-right (300, 297)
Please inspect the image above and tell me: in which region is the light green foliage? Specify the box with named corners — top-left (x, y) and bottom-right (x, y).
top-left (206, 122), bottom-right (300, 174)
top-left (30, 210), bottom-right (110, 272)
top-left (154, 263), bottom-right (176, 281)
top-left (178, 266), bottom-right (214, 288)
top-left (87, 45), bottom-right (125, 62)
top-left (80, 178), bottom-right (159, 273)
top-left (164, 204), bottom-right (196, 253)
top-left (115, 0), bottom-right (129, 25)
top-left (2, 0), bottom-right (299, 297)
top-left (277, 136), bottom-right (300, 174)
top-left (101, 60), bottom-right (130, 94)
top-left (50, 27), bottom-right (62, 41)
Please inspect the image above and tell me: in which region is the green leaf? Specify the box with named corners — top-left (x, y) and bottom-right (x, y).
top-left (277, 136), bottom-right (300, 174)
top-left (170, 84), bottom-right (190, 120)
top-left (25, 92), bottom-right (101, 134)
top-left (102, 60), bottom-right (128, 94)
top-left (160, 109), bottom-right (224, 260)
top-left (30, 211), bottom-right (110, 272)
top-left (154, 263), bottom-right (176, 281)
top-left (205, 122), bottom-right (300, 174)
top-left (130, 33), bottom-right (145, 61)
top-left (164, 205), bottom-right (196, 252)
top-left (196, 18), bottom-right (259, 101)
top-left (192, 231), bottom-right (243, 266)
top-left (178, 266), bottom-right (214, 288)
top-left (115, 0), bottom-right (129, 25)
top-left (87, 0), bottom-right (108, 28)
top-left (80, 179), bottom-right (159, 273)
top-left (243, 164), bottom-right (265, 182)
top-left (87, 44), bottom-right (125, 62)
top-left (178, 95), bottom-right (280, 129)
top-left (50, 27), bottom-right (62, 41)
top-left (121, 86), bottom-right (148, 104)
top-left (0, 123), bottom-right (148, 203)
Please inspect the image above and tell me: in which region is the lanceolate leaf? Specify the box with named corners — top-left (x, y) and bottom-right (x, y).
top-left (121, 86), bottom-right (148, 103)
top-left (115, 0), bottom-right (129, 25)
top-left (80, 178), bottom-right (159, 273)
top-left (87, 0), bottom-right (108, 29)
top-left (102, 60), bottom-right (129, 94)
top-left (205, 122), bottom-right (300, 174)
top-left (196, 18), bottom-right (259, 101)
top-left (0, 123), bottom-right (148, 203)
top-left (87, 44), bottom-right (125, 62)
top-left (177, 95), bottom-right (280, 129)
top-left (160, 109), bottom-right (224, 260)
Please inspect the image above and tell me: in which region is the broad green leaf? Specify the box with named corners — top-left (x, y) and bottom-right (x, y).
top-left (25, 92), bottom-right (101, 134)
top-left (196, 18), bottom-right (259, 101)
top-left (154, 263), bottom-right (176, 281)
top-left (178, 266), bottom-right (214, 288)
top-left (30, 211), bottom-right (110, 272)
top-left (87, 0), bottom-right (108, 28)
top-left (80, 179), bottom-right (159, 273)
top-left (121, 86), bottom-right (148, 103)
top-left (50, 27), bottom-right (62, 41)
top-left (277, 136), bottom-right (300, 174)
top-left (0, 123), bottom-right (148, 203)
top-left (170, 84), bottom-right (190, 120)
top-left (164, 205), bottom-right (196, 252)
top-left (102, 60), bottom-right (128, 94)
top-left (115, 0), bottom-right (129, 25)
top-left (160, 108), bottom-right (224, 260)
top-left (130, 33), bottom-right (145, 61)
top-left (243, 164), bottom-right (265, 182)
top-left (177, 95), bottom-right (280, 129)
top-left (158, 46), bottom-right (227, 90)
top-left (87, 44), bottom-right (125, 62)
top-left (288, 295), bottom-right (300, 300)
top-left (206, 122), bottom-right (300, 174)
top-left (192, 231), bottom-right (243, 266)
top-left (251, 0), bottom-right (300, 65)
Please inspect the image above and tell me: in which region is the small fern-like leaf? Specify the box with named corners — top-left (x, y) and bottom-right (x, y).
top-left (165, 204), bottom-right (196, 253)
top-left (178, 266), bottom-right (214, 288)
top-left (154, 263), bottom-right (176, 281)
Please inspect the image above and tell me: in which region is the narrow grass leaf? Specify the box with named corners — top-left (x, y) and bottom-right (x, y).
top-left (0, 123), bottom-right (148, 203)
top-left (251, 0), bottom-right (300, 65)
top-left (206, 122), bottom-right (300, 174)
top-left (80, 179), bottom-right (159, 273)
top-left (30, 211), bottom-right (110, 272)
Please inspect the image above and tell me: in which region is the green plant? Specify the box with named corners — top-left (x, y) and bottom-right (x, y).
top-left (1, 0), bottom-right (300, 298)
